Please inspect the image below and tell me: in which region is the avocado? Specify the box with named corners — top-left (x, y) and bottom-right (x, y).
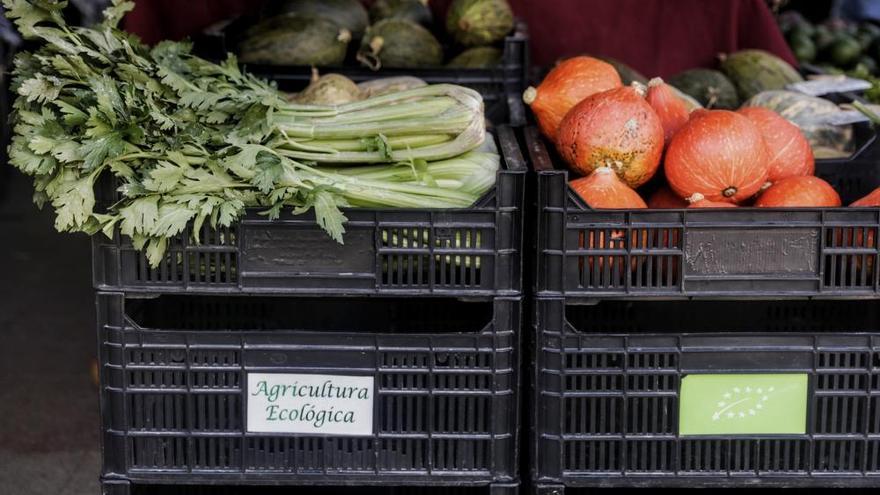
top-left (857, 30), bottom-right (875, 50)
top-left (828, 35), bottom-right (862, 67)
top-left (789, 33), bottom-right (817, 63)
top-left (853, 56), bottom-right (878, 76)
top-left (813, 25), bottom-right (836, 51)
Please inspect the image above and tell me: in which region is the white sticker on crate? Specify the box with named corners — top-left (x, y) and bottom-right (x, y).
top-left (247, 373), bottom-right (375, 436)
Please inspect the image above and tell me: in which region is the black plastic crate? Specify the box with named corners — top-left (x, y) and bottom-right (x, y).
top-left (194, 20), bottom-right (529, 127)
top-left (92, 126), bottom-right (525, 298)
top-left (525, 126), bottom-right (880, 300)
top-left (103, 481), bottom-right (510, 494)
top-left (532, 297), bottom-right (880, 492)
top-left (97, 293), bottom-right (520, 492)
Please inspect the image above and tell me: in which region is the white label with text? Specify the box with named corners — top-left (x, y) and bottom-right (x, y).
top-left (247, 373), bottom-right (374, 435)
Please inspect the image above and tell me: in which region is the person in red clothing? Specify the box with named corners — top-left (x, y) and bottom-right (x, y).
top-left (124, 0), bottom-right (796, 77)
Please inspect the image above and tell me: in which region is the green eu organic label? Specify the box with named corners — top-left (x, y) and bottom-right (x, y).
top-left (679, 373), bottom-right (808, 436)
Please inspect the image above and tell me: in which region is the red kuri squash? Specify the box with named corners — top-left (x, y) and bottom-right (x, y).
top-left (737, 107), bottom-right (814, 183)
top-left (523, 56), bottom-right (622, 140)
top-left (755, 176), bottom-right (841, 207)
top-left (665, 110), bottom-right (769, 204)
top-left (852, 187), bottom-right (880, 206)
top-left (557, 85), bottom-right (664, 189)
top-left (647, 78), bottom-right (690, 146)
top-left (570, 167), bottom-right (648, 209)
top-left (647, 185), bottom-right (689, 208)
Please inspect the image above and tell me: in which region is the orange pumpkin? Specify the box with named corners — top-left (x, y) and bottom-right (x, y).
top-left (570, 167), bottom-right (648, 209)
top-left (852, 187), bottom-right (880, 207)
top-left (737, 107), bottom-right (814, 184)
top-left (557, 85), bottom-right (664, 189)
top-left (523, 56), bottom-right (622, 140)
top-left (647, 185), bottom-right (689, 209)
top-left (755, 176), bottom-right (842, 207)
top-left (647, 78), bottom-right (690, 146)
top-left (665, 110), bottom-right (769, 204)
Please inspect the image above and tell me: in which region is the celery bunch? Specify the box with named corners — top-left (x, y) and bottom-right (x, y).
top-left (4, 0), bottom-right (498, 266)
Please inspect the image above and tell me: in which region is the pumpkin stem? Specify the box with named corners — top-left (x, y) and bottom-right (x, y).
top-left (647, 77), bottom-right (664, 88)
top-left (357, 37), bottom-right (385, 71)
top-left (310, 67), bottom-right (320, 84)
top-left (337, 28), bottom-right (352, 44)
top-left (686, 193), bottom-right (706, 204)
top-left (722, 187), bottom-right (737, 198)
top-left (631, 81), bottom-right (648, 98)
top-left (369, 36), bottom-right (385, 55)
top-left (522, 86), bottom-right (537, 105)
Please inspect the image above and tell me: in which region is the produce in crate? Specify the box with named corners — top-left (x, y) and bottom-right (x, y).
top-left (556, 84), bottom-right (664, 188)
top-left (852, 187), bottom-right (880, 206)
top-left (238, 14), bottom-right (351, 66)
top-left (664, 110), bottom-right (769, 204)
top-left (646, 78), bottom-right (691, 146)
top-left (755, 176), bottom-right (842, 207)
top-left (779, 12), bottom-right (880, 77)
top-left (293, 70), bottom-right (363, 105)
top-left (737, 107), bottom-right (814, 184)
top-left (647, 186), bottom-right (688, 209)
top-left (357, 75), bottom-right (427, 97)
top-left (667, 68), bottom-right (740, 110)
top-left (266, 0), bottom-right (370, 40)
top-left (523, 56), bottom-right (622, 139)
top-left (719, 49), bottom-right (804, 100)
top-left (743, 90), bottom-right (855, 158)
top-left (447, 46), bottom-right (503, 68)
top-left (357, 18), bottom-right (444, 70)
top-left (687, 193), bottom-right (737, 208)
top-left (369, 0), bottom-right (433, 26)
top-left (5, 0), bottom-right (497, 266)
top-left (569, 167), bottom-right (647, 209)
top-left (446, 0), bottom-right (514, 47)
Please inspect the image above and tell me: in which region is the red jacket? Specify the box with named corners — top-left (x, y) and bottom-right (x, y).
top-left (125, 0), bottom-right (796, 77)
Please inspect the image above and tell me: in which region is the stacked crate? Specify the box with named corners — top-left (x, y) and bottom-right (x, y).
top-left (525, 126), bottom-right (880, 494)
top-left (94, 23), bottom-right (530, 490)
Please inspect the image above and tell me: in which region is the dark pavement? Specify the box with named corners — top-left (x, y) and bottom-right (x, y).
top-left (0, 167), bottom-right (100, 494)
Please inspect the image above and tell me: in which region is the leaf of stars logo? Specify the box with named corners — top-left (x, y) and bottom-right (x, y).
top-left (711, 385), bottom-right (774, 421)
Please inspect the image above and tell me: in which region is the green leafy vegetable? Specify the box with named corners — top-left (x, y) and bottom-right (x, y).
top-left (4, 0), bottom-right (498, 266)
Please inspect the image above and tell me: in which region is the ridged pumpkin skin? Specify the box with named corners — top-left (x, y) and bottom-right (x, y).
top-left (852, 187), bottom-right (880, 207)
top-left (239, 14), bottom-right (350, 66)
top-left (647, 78), bottom-right (690, 146)
top-left (357, 19), bottom-right (443, 70)
top-left (524, 56), bottom-right (622, 140)
top-left (755, 176), bottom-right (841, 207)
top-left (557, 86), bottom-right (664, 188)
top-left (446, 0), bottom-right (515, 46)
top-left (570, 167), bottom-right (647, 209)
top-left (647, 185), bottom-right (688, 209)
top-left (720, 49), bottom-right (804, 101)
top-left (737, 107), bottom-right (814, 183)
top-left (665, 110), bottom-right (769, 204)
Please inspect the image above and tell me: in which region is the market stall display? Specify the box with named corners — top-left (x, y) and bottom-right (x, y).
top-left (2, 2), bottom-right (525, 494)
top-left (527, 44), bottom-right (880, 494)
top-left (525, 58), bottom-right (880, 296)
top-left (9, 1), bottom-right (880, 494)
